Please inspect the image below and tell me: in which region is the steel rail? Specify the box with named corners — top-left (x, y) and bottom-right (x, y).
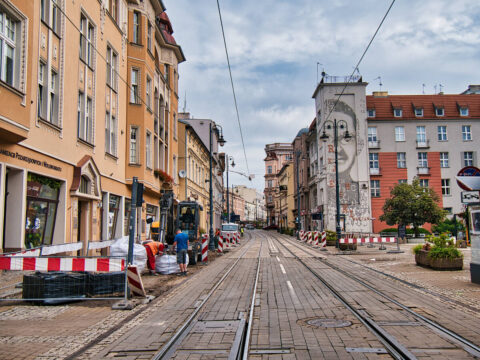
top-left (241, 232), bottom-right (264, 360)
top-left (270, 232), bottom-right (415, 360)
top-left (276, 232), bottom-right (480, 358)
top-left (152, 233), bottom-right (261, 360)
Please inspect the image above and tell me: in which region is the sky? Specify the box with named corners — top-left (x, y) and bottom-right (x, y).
top-left (164, 0), bottom-right (480, 192)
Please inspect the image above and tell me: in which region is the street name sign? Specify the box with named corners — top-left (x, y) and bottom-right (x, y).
top-left (462, 191), bottom-right (480, 204)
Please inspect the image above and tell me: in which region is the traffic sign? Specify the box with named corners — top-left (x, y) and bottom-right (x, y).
top-left (456, 166), bottom-right (480, 191)
top-left (461, 191), bottom-right (480, 204)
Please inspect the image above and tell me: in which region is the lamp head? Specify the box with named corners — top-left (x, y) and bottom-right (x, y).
top-left (218, 136), bottom-right (226, 147)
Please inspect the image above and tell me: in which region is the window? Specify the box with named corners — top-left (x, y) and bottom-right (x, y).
top-left (106, 45), bottom-right (118, 91)
top-left (130, 68), bottom-right (139, 103)
top-left (41, 0), bottom-right (48, 23)
top-left (369, 153), bottom-right (379, 170)
top-left (146, 76), bottom-right (151, 109)
top-left (462, 125), bottom-right (472, 141)
top-left (105, 111), bottom-right (117, 156)
top-left (444, 207), bottom-right (452, 214)
top-left (133, 11), bottom-right (140, 44)
top-left (460, 107), bottom-right (469, 116)
top-left (370, 180), bottom-right (380, 197)
top-left (440, 152), bottom-right (449, 168)
top-left (267, 165), bottom-right (272, 174)
top-left (437, 126), bottom-right (447, 141)
top-left (164, 63), bottom-right (170, 83)
top-left (393, 108), bottom-right (402, 117)
top-left (416, 126), bottom-right (426, 143)
top-left (398, 179), bottom-right (407, 184)
top-left (418, 152), bottom-right (428, 168)
top-left (395, 126), bottom-right (405, 141)
top-left (49, 69), bottom-right (58, 124)
top-left (130, 127), bottom-right (139, 164)
top-left (419, 179), bottom-right (429, 188)
top-left (77, 92), bottom-right (92, 143)
top-left (414, 107), bottom-right (423, 117)
top-left (435, 107), bottom-right (444, 116)
top-left (268, 195), bottom-right (272, 203)
top-left (0, 10), bottom-right (17, 86)
top-left (463, 152), bottom-right (474, 166)
top-left (267, 180), bottom-right (273, 188)
top-left (173, 113), bottom-right (177, 139)
top-left (51, 1), bottom-right (61, 35)
top-left (38, 62), bottom-right (46, 119)
top-left (108, 0), bottom-right (118, 23)
top-left (397, 152), bottom-right (406, 168)
top-left (146, 131), bottom-right (152, 169)
top-left (367, 127), bottom-right (377, 143)
top-left (147, 21), bottom-right (152, 52)
top-left (441, 179), bottom-right (450, 196)
top-left (367, 109), bottom-right (375, 117)
top-left (80, 13), bottom-right (94, 67)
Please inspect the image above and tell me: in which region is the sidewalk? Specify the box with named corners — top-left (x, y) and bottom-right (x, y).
top-left (328, 242), bottom-right (480, 311)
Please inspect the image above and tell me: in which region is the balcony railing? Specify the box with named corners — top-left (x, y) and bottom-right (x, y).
top-left (369, 167), bottom-right (380, 175)
top-left (417, 166), bottom-right (430, 175)
top-left (416, 139), bottom-right (430, 148)
top-left (368, 140), bottom-right (380, 149)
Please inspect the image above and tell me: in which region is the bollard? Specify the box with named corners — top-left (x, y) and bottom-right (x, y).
top-left (201, 234), bottom-right (208, 262)
top-left (218, 236), bottom-right (223, 253)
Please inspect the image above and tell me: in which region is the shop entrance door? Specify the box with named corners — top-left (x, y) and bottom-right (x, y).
top-left (77, 200), bottom-right (91, 254)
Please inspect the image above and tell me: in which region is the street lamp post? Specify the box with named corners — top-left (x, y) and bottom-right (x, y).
top-left (320, 119), bottom-right (351, 248)
top-left (295, 150), bottom-right (302, 237)
top-left (209, 122), bottom-right (225, 251)
top-left (226, 156), bottom-right (235, 223)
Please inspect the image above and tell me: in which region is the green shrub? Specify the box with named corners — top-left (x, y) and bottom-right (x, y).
top-left (381, 228), bottom-right (398, 233)
top-left (412, 244), bottom-right (423, 254)
top-left (428, 246), bottom-right (463, 259)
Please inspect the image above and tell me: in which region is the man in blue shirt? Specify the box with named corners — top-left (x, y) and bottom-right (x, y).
top-left (173, 228), bottom-right (189, 276)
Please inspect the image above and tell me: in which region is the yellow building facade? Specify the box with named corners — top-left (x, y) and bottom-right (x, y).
top-left (0, 0), bottom-right (183, 252)
top-left (277, 162), bottom-right (295, 230)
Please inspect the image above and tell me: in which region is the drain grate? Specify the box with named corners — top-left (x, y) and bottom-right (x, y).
top-left (306, 318), bottom-right (352, 328)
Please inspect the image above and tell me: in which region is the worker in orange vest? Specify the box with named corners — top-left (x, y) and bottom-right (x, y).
top-left (143, 240), bottom-right (164, 275)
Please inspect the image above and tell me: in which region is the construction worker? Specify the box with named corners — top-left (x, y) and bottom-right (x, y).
top-left (143, 240), bottom-right (164, 275)
top-left (240, 227), bottom-right (244, 237)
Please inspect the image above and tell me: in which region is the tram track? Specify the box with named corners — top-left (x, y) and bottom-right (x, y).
top-left (271, 232), bottom-right (480, 359)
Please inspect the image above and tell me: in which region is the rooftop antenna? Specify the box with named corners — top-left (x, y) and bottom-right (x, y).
top-left (422, 84), bottom-right (425, 94)
top-left (373, 76), bottom-right (382, 91)
top-left (316, 62), bottom-right (323, 84)
top-left (439, 84), bottom-right (444, 93)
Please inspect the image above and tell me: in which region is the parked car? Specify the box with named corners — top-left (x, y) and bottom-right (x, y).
top-left (246, 224), bottom-right (255, 230)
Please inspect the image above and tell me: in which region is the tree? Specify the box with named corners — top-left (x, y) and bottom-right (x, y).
top-left (380, 178), bottom-right (446, 237)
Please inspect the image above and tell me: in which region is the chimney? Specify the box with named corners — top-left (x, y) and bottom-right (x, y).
top-left (372, 91), bottom-right (388, 97)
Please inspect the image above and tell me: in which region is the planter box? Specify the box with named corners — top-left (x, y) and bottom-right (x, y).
top-left (415, 249), bottom-right (463, 270)
top-left (339, 243), bottom-right (357, 251)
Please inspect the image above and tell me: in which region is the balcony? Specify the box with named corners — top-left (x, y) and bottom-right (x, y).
top-left (369, 167), bottom-right (380, 175)
top-left (417, 166), bottom-right (430, 175)
top-left (368, 140), bottom-right (380, 149)
top-left (416, 139), bottom-right (430, 148)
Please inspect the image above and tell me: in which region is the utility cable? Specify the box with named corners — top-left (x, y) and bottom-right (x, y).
top-left (216, 0), bottom-right (250, 176)
top-left (324, 0), bottom-right (396, 123)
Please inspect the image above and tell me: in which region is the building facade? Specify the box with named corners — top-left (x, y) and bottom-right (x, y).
top-left (264, 143), bottom-right (293, 226)
top-left (277, 162), bottom-right (295, 230)
top-left (312, 76), bottom-right (372, 235)
top-left (0, 0), bottom-right (184, 252)
top-left (366, 91), bottom-right (480, 232)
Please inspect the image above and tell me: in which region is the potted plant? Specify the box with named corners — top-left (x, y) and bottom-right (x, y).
top-left (154, 169), bottom-right (174, 184)
top-left (413, 233), bottom-right (463, 270)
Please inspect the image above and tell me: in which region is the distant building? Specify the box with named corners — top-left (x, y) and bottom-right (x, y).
top-left (264, 143), bottom-right (293, 226)
top-left (277, 162), bottom-right (295, 230)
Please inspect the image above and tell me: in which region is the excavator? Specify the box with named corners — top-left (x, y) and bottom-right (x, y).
top-left (150, 191), bottom-right (203, 264)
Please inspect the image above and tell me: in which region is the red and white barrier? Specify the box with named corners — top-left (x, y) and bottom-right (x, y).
top-left (6, 248), bottom-right (42, 257)
top-left (320, 231), bottom-right (327, 248)
top-left (127, 265), bottom-right (146, 297)
top-left (299, 230), bottom-right (304, 241)
top-left (201, 234), bottom-right (208, 262)
top-left (307, 232), bottom-right (313, 245)
top-left (218, 236), bottom-right (224, 253)
top-left (40, 242), bottom-right (83, 255)
top-left (313, 232), bottom-right (319, 246)
top-left (87, 239), bottom-right (116, 251)
top-left (0, 256), bottom-right (125, 272)
top-left (339, 237), bottom-right (397, 244)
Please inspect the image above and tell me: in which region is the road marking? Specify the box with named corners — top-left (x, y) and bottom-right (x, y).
top-left (286, 280), bottom-right (301, 306)
top-left (279, 264), bottom-right (286, 274)
top-left (276, 256), bottom-right (280, 262)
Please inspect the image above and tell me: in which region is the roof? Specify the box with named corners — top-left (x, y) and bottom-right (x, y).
top-left (366, 94), bottom-right (480, 120)
top-left (296, 128), bottom-right (309, 137)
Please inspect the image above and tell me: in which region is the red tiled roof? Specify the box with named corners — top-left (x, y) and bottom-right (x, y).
top-left (367, 94), bottom-right (480, 120)
top-left (157, 12), bottom-right (177, 45)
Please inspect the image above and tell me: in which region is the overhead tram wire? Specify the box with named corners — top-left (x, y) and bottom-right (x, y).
top-left (324, 0), bottom-right (396, 123)
top-left (216, 0), bottom-right (250, 176)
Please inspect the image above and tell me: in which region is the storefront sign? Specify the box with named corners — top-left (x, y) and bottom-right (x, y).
top-left (0, 149), bottom-right (62, 172)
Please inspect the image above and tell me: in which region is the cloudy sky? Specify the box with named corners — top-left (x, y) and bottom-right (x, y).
top-left (165, 0), bottom-right (480, 192)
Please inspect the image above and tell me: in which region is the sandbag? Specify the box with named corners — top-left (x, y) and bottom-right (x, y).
top-left (110, 236), bottom-right (147, 273)
top-left (155, 254), bottom-right (188, 274)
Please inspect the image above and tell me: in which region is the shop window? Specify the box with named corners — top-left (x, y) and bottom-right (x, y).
top-left (25, 173), bottom-right (61, 248)
top-left (108, 194), bottom-right (120, 240)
